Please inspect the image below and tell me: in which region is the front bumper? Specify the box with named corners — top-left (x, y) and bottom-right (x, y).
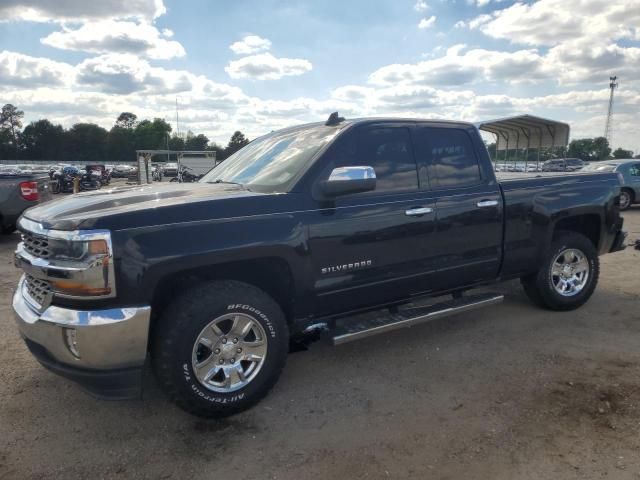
top-left (13, 278), bottom-right (151, 399)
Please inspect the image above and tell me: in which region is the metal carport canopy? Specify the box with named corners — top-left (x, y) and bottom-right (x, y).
top-left (476, 114), bottom-right (570, 152)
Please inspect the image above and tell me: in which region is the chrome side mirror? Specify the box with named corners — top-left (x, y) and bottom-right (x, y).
top-left (320, 166), bottom-right (376, 197)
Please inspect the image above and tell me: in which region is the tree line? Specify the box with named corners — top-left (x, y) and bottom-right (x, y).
top-left (0, 104), bottom-right (250, 163)
top-left (487, 136), bottom-right (637, 162)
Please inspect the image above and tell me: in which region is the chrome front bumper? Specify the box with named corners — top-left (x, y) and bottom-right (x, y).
top-left (13, 277), bottom-right (151, 398)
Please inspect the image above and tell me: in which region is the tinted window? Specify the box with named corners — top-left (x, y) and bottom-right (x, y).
top-left (629, 164), bottom-right (640, 176)
top-left (566, 159), bottom-right (584, 166)
top-left (420, 128), bottom-right (481, 188)
top-left (329, 126), bottom-right (418, 193)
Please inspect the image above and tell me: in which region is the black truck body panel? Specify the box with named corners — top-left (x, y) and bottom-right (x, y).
top-left (20, 119), bottom-right (625, 334)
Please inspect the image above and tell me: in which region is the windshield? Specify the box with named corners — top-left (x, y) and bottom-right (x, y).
top-left (201, 124), bottom-right (343, 192)
top-left (583, 163), bottom-right (617, 172)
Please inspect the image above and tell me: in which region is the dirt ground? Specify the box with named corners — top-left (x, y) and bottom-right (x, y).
top-left (1, 208), bottom-right (639, 480)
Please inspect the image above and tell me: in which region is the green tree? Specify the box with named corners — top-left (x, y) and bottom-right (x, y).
top-left (225, 131), bottom-right (249, 157)
top-left (168, 134), bottom-right (185, 151)
top-left (134, 118), bottom-right (172, 150)
top-left (107, 126), bottom-right (136, 162)
top-left (207, 143), bottom-right (226, 161)
top-left (0, 104), bottom-right (24, 155)
top-left (65, 123), bottom-right (109, 162)
top-left (115, 112), bottom-right (138, 129)
top-left (21, 119), bottom-right (65, 160)
top-left (185, 133), bottom-right (209, 151)
top-left (567, 137), bottom-right (611, 161)
top-left (0, 129), bottom-right (15, 159)
top-left (591, 137), bottom-right (611, 160)
top-left (612, 147), bottom-right (633, 159)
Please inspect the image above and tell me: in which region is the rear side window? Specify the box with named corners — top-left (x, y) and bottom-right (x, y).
top-left (629, 164), bottom-right (640, 176)
top-left (416, 127), bottom-right (481, 188)
top-left (329, 126), bottom-right (418, 193)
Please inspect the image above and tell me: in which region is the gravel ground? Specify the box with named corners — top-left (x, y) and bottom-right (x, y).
top-left (1, 207), bottom-right (639, 480)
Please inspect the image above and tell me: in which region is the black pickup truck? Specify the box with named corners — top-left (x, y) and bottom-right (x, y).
top-left (13, 115), bottom-right (626, 417)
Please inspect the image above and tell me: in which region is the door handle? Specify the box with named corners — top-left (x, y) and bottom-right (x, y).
top-left (477, 200), bottom-right (499, 208)
top-left (405, 207), bottom-right (433, 216)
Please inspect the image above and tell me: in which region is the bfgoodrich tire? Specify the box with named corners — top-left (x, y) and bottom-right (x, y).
top-left (521, 232), bottom-right (599, 311)
top-left (153, 280), bottom-right (289, 418)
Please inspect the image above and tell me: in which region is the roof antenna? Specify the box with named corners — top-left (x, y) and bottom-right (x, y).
top-left (325, 111), bottom-right (345, 126)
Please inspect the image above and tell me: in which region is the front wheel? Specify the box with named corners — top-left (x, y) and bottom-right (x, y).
top-left (521, 232), bottom-right (599, 311)
top-left (153, 280), bottom-right (289, 418)
top-left (619, 189), bottom-right (633, 211)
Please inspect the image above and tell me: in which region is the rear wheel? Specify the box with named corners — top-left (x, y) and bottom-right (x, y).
top-left (153, 280), bottom-right (289, 418)
top-left (521, 232), bottom-right (599, 311)
top-left (619, 189), bottom-right (633, 211)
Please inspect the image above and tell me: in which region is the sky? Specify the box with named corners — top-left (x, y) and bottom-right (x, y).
top-left (0, 0), bottom-right (639, 152)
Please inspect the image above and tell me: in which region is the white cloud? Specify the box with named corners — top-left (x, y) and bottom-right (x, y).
top-left (413, 0), bottom-right (429, 12)
top-left (41, 20), bottom-right (185, 60)
top-left (1, 0), bottom-right (640, 152)
top-left (368, 44), bottom-right (548, 86)
top-left (466, 0), bottom-right (640, 47)
top-left (229, 35), bottom-right (272, 55)
top-left (0, 0), bottom-right (165, 22)
top-left (0, 51), bottom-right (74, 88)
top-left (418, 16), bottom-right (436, 29)
top-left (225, 53), bottom-right (312, 80)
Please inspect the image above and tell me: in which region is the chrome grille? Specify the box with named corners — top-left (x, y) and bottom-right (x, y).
top-left (24, 274), bottom-right (52, 309)
top-left (21, 231), bottom-right (49, 259)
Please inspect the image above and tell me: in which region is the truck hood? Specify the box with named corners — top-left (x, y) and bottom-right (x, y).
top-left (23, 182), bottom-right (264, 231)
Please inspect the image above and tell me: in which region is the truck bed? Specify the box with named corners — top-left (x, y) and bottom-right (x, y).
top-left (496, 170), bottom-right (622, 280)
top-left (495, 171), bottom-right (601, 181)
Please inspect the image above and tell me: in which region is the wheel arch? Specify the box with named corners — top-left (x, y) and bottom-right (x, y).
top-left (621, 187), bottom-right (635, 203)
top-left (552, 213), bottom-right (601, 250)
top-left (150, 256), bottom-right (296, 327)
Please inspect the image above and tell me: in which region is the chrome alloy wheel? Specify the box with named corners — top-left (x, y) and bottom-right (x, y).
top-left (619, 190), bottom-right (631, 210)
top-left (191, 313), bottom-right (268, 393)
top-left (550, 248), bottom-right (590, 297)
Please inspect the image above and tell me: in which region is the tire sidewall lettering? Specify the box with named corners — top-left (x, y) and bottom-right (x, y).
top-left (182, 362), bottom-right (246, 404)
top-left (227, 304), bottom-right (276, 338)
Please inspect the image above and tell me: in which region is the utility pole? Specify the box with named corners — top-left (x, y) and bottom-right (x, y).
top-left (604, 75), bottom-right (617, 144)
top-left (175, 97), bottom-right (180, 139)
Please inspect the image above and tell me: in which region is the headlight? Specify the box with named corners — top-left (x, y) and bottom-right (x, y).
top-left (43, 230), bottom-right (115, 298)
top-left (48, 238), bottom-right (109, 261)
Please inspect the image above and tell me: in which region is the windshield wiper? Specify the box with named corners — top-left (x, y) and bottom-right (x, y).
top-left (208, 179), bottom-right (248, 189)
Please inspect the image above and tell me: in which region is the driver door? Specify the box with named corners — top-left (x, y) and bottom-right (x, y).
top-left (306, 123), bottom-right (439, 317)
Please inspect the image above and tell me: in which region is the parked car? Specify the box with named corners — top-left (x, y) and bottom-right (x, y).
top-left (542, 158), bottom-right (585, 172)
top-left (0, 167), bottom-right (52, 233)
top-left (111, 164), bottom-right (136, 178)
top-left (86, 164), bottom-right (111, 186)
top-left (583, 159), bottom-right (640, 210)
top-left (52, 166), bottom-right (101, 193)
top-left (162, 162), bottom-right (179, 176)
top-left (13, 115), bottom-right (626, 418)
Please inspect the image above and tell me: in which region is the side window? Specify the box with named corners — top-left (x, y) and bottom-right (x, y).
top-left (330, 126), bottom-right (418, 193)
top-left (420, 128), bottom-right (481, 188)
top-left (629, 164), bottom-right (640, 176)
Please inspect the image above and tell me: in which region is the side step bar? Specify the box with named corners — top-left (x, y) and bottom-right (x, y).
top-left (332, 292), bottom-right (504, 346)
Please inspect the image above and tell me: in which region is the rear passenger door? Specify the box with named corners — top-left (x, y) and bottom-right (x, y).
top-left (412, 125), bottom-right (503, 290)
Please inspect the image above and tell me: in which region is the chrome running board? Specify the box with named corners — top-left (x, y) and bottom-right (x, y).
top-left (331, 293), bottom-right (503, 346)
